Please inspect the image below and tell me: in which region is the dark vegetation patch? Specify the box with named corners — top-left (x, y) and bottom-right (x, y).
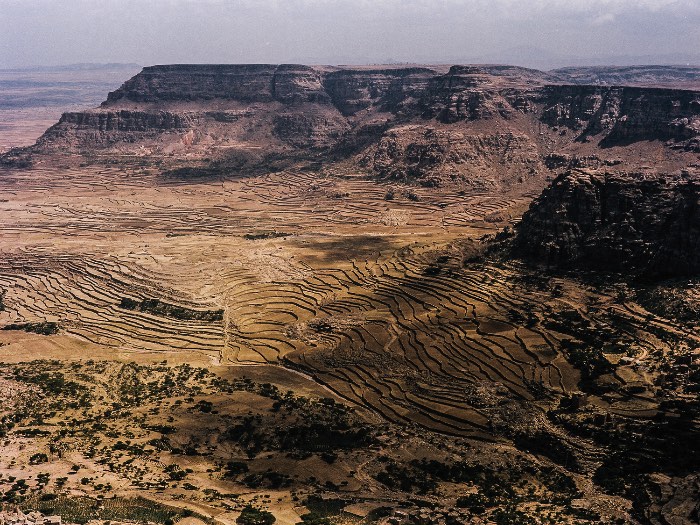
top-left (0, 360), bottom-right (378, 500)
top-left (296, 496), bottom-right (350, 525)
top-left (241, 471), bottom-right (292, 489)
top-left (1, 322), bottom-right (59, 335)
top-left (511, 431), bottom-right (582, 473)
top-left (236, 505), bottom-right (276, 525)
top-left (20, 495), bottom-right (198, 525)
top-left (293, 235), bottom-right (394, 264)
top-left (222, 393), bottom-right (375, 458)
top-left (223, 460), bottom-right (249, 478)
top-left (12, 369), bottom-right (87, 397)
top-left (542, 308), bottom-right (627, 383)
top-left (243, 231), bottom-right (288, 240)
top-left (307, 318), bottom-right (334, 333)
top-left (634, 281), bottom-right (700, 326)
top-left (550, 389), bottom-right (700, 523)
top-left (158, 150), bottom-right (302, 184)
top-left (161, 166), bottom-right (225, 180)
top-left (119, 297), bottom-right (224, 322)
top-left (374, 457), bottom-right (579, 504)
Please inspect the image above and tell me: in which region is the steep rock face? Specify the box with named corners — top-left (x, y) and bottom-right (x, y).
top-left (419, 66), bottom-right (515, 122)
top-left (322, 67), bottom-right (435, 116)
top-left (270, 64), bottom-right (331, 104)
top-left (13, 64), bottom-right (700, 184)
top-left (71, 64), bottom-right (700, 152)
top-left (361, 126), bottom-right (542, 189)
top-left (272, 109), bottom-right (350, 148)
top-left (539, 85), bottom-right (700, 146)
top-left (34, 110), bottom-right (195, 150)
top-left (515, 171), bottom-right (700, 277)
top-left (104, 64), bottom-right (331, 105)
top-left (55, 110), bottom-right (192, 131)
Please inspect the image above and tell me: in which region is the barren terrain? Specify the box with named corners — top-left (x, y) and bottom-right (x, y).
top-left (0, 64), bottom-right (699, 525)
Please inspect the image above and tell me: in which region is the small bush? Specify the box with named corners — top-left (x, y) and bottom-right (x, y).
top-left (237, 505), bottom-right (276, 525)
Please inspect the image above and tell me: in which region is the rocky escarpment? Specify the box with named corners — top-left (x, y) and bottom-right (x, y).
top-left (417, 66), bottom-right (527, 122)
top-left (10, 64), bottom-right (700, 187)
top-left (551, 65), bottom-right (700, 88)
top-left (322, 67), bottom-right (435, 116)
top-left (104, 64), bottom-right (332, 105)
top-left (57, 110), bottom-right (192, 131)
top-left (361, 126), bottom-right (542, 189)
top-left (515, 171), bottom-right (700, 277)
top-left (34, 110), bottom-right (195, 151)
top-left (538, 85), bottom-right (700, 148)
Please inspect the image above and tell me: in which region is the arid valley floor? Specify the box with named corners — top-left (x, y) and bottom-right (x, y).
top-left (0, 64), bottom-right (699, 525)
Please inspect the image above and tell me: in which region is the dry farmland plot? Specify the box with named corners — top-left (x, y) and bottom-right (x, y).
top-left (3, 61), bottom-right (700, 524)
top-left (1, 163), bottom-right (699, 525)
top-left (0, 164), bottom-right (693, 441)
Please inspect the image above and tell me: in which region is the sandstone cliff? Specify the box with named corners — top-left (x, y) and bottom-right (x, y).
top-left (105, 64), bottom-right (332, 105)
top-left (515, 170), bottom-right (700, 277)
top-left (538, 85), bottom-right (700, 148)
top-left (35, 110), bottom-right (194, 150)
top-left (11, 64), bottom-right (700, 189)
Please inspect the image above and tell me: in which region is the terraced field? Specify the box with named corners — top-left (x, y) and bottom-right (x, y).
top-left (0, 162), bottom-right (692, 445)
top-left (3, 61), bottom-right (700, 525)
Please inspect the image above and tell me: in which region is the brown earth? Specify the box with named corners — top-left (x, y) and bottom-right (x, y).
top-left (0, 64), bottom-right (698, 525)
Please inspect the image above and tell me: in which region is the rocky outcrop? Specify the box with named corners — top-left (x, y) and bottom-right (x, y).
top-left (538, 85), bottom-right (700, 146)
top-left (55, 110), bottom-right (192, 131)
top-left (0, 510), bottom-right (61, 525)
top-left (33, 110), bottom-right (195, 151)
top-left (70, 65), bottom-right (700, 147)
top-left (322, 67), bottom-right (435, 116)
top-left (272, 111), bottom-right (350, 148)
top-left (515, 171), bottom-right (700, 277)
top-left (361, 126), bottom-right (542, 189)
top-left (418, 66), bottom-right (516, 122)
top-left (551, 65), bottom-right (700, 88)
top-left (104, 64), bottom-right (331, 104)
top-left (543, 153), bottom-right (623, 170)
top-left (10, 64), bottom-right (700, 185)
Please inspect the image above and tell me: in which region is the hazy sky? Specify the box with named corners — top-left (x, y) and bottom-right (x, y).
top-left (1, 0), bottom-right (699, 69)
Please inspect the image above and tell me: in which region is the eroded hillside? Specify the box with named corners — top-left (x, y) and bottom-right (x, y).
top-left (0, 64), bottom-right (699, 525)
top-left (5, 64), bottom-right (697, 193)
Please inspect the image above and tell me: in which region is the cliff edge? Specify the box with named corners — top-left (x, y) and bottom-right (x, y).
top-left (515, 170), bottom-right (700, 277)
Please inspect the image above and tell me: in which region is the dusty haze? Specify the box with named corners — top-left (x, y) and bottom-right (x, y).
top-left (1, 0), bottom-right (700, 70)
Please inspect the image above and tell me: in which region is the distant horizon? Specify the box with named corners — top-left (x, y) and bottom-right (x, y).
top-left (4, 57), bottom-right (700, 74)
top-left (2, 1), bottom-right (698, 71)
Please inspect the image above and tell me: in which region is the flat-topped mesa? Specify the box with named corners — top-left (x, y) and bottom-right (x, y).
top-left (515, 170), bottom-right (700, 277)
top-left (102, 64), bottom-right (538, 114)
top-left (10, 63), bottom-right (700, 183)
top-left (104, 64), bottom-right (331, 105)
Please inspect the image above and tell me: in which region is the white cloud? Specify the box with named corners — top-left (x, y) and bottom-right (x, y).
top-left (592, 12), bottom-right (617, 25)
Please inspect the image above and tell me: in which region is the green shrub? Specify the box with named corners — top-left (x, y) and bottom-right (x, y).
top-left (237, 505), bottom-right (276, 525)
